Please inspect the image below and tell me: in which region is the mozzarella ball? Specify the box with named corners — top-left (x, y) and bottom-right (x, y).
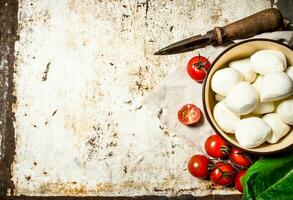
top-left (286, 66), bottom-right (293, 81)
top-left (260, 72), bottom-right (293, 102)
top-left (229, 58), bottom-right (256, 83)
top-left (252, 102), bottom-right (275, 114)
top-left (250, 50), bottom-right (287, 75)
top-left (263, 113), bottom-right (291, 144)
top-left (235, 117), bottom-right (271, 148)
top-left (211, 68), bottom-right (243, 96)
top-left (277, 97), bottom-right (293, 125)
top-left (225, 82), bottom-right (258, 115)
top-left (215, 94), bottom-right (225, 101)
top-left (213, 101), bottom-right (240, 133)
top-left (252, 75), bottom-right (263, 94)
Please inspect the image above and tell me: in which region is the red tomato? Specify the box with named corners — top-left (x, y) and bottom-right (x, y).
top-left (235, 170), bottom-right (246, 193)
top-left (205, 135), bottom-right (229, 159)
top-left (178, 104), bottom-right (202, 125)
top-left (229, 147), bottom-right (252, 168)
top-left (210, 162), bottom-right (235, 186)
top-left (188, 154), bottom-right (210, 179)
top-left (187, 54), bottom-right (211, 83)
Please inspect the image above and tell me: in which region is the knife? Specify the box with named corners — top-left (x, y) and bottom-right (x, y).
top-left (155, 8), bottom-right (284, 55)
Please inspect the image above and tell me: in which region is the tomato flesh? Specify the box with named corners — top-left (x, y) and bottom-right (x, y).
top-left (187, 54), bottom-right (211, 83)
top-left (229, 147), bottom-right (252, 168)
top-left (235, 170), bottom-right (246, 193)
top-left (178, 104), bottom-right (201, 125)
top-left (205, 135), bottom-right (229, 159)
top-left (210, 162), bottom-right (235, 186)
top-left (188, 154), bottom-right (209, 179)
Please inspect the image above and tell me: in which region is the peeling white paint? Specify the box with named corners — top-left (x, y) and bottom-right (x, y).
top-left (12, 0), bottom-right (271, 196)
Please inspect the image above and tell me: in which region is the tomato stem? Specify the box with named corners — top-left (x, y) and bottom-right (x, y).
top-left (220, 146), bottom-right (230, 155)
top-left (197, 51), bottom-right (201, 59)
top-left (209, 158), bottom-right (221, 161)
top-left (208, 163), bottom-right (215, 171)
top-left (230, 162), bottom-right (248, 170)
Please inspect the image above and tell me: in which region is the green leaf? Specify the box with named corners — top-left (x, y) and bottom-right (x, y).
top-left (242, 151), bottom-right (293, 200)
top-left (258, 169), bottom-right (293, 200)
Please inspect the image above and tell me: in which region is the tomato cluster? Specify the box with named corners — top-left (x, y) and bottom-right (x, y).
top-left (182, 54), bottom-right (251, 193)
top-left (188, 134), bottom-right (252, 193)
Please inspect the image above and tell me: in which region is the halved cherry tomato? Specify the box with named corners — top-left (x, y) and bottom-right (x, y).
top-left (205, 135), bottom-right (229, 159)
top-left (210, 162), bottom-right (235, 186)
top-left (229, 147), bottom-right (252, 168)
top-left (178, 104), bottom-right (202, 125)
top-left (188, 154), bottom-right (210, 179)
top-left (187, 53), bottom-right (211, 83)
top-left (235, 170), bottom-right (246, 193)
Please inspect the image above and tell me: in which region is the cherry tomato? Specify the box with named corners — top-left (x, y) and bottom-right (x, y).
top-left (188, 154), bottom-right (210, 179)
top-left (178, 104), bottom-right (202, 125)
top-left (210, 162), bottom-right (235, 186)
top-left (187, 53), bottom-right (211, 83)
top-left (229, 147), bottom-right (252, 168)
top-left (205, 135), bottom-right (229, 159)
top-left (235, 170), bottom-right (246, 193)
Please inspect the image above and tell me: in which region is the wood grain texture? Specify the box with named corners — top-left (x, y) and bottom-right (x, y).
top-left (223, 8), bottom-right (283, 40)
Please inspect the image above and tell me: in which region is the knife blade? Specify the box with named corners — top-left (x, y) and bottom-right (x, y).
top-left (154, 34), bottom-right (212, 55)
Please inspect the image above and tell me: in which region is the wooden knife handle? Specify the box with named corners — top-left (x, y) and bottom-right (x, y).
top-left (214, 8), bottom-right (283, 44)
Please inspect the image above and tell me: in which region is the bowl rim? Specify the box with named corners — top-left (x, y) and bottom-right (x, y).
top-left (202, 38), bottom-right (293, 155)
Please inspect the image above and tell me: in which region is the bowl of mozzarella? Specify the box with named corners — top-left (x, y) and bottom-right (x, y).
top-left (203, 39), bottom-right (293, 154)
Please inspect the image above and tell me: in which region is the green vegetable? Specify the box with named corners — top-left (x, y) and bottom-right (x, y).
top-left (242, 151), bottom-right (293, 200)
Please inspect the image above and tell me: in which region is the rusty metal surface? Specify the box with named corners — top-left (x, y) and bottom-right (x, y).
top-left (2, 195), bottom-right (242, 200)
top-left (0, 0), bottom-right (18, 196)
top-left (0, 0), bottom-right (275, 198)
